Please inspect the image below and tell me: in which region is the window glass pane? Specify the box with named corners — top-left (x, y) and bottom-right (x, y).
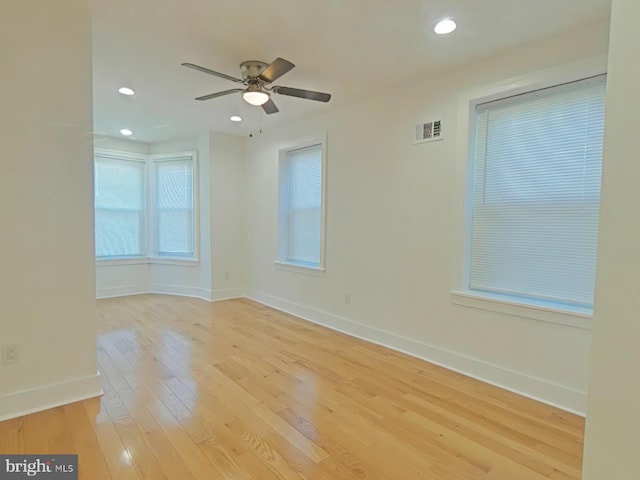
top-left (470, 76), bottom-right (606, 308)
top-left (288, 209), bottom-right (321, 264)
top-left (155, 158), bottom-right (194, 256)
top-left (290, 148), bottom-right (321, 209)
top-left (287, 145), bottom-right (322, 265)
top-left (156, 161), bottom-right (193, 209)
top-left (94, 158), bottom-right (145, 257)
top-left (157, 210), bottom-right (193, 255)
top-left (95, 210), bottom-right (144, 257)
top-left (481, 88), bottom-right (604, 204)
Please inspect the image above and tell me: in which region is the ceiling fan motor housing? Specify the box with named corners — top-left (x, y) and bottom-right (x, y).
top-left (240, 61), bottom-right (268, 82)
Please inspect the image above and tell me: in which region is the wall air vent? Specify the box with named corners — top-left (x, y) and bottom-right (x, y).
top-left (414, 120), bottom-right (443, 144)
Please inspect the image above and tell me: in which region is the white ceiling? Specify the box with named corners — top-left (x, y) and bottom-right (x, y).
top-left (92, 0), bottom-right (611, 144)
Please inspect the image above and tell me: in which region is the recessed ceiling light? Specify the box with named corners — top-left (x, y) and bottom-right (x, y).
top-left (434, 18), bottom-right (457, 35)
top-left (118, 87), bottom-right (135, 96)
top-left (230, 115), bottom-right (242, 122)
top-left (119, 128), bottom-right (133, 136)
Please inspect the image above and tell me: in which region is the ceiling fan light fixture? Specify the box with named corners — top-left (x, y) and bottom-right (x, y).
top-left (243, 86), bottom-right (270, 106)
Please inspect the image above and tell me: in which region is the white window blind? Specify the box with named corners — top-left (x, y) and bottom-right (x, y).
top-left (95, 156), bottom-right (146, 258)
top-left (287, 145), bottom-right (322, 265)
top-left (470, 75), bottom-right (606, 308)
top-left (153, 157), bottom-right (194, 257)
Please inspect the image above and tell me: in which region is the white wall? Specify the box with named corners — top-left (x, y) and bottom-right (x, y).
top-left (582, 0), bottom-right (640, 476)
top-left (243, 21), bottom-right (610, 414)
top-left (94, 135), bottom-right (151, 154)
top-left (210, 133), bottom-right (247, 299)
top-left (96, 260), bottom-right (151, 298)
top-left (0, 0), bottom-right (101, 420)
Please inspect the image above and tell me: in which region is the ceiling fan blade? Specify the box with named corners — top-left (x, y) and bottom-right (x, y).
top-left (262, 98), bottom-right (279, 114)
top-left (259, 58), bottom-right (295, 83)
top-left (195, 88), bottom-right (243, 101)
top-left (182, 63), bottom-right (243, 83)
top-left (272, 86), bottom-right (331, 103)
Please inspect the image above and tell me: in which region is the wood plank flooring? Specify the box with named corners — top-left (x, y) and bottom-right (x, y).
top-left (0, 294), bottom-right (585, 479)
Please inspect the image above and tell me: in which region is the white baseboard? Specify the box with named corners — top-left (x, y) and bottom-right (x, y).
top-left (96, 285), bottom-right (148, 299)
top-left (244, 289), bottom-right (587, 416)
top-left (211, 288), bottom-right (245, 301)
top-left (97, 285), bottom-right (245, 303)
top-left (0, 372), bottom-right (103, 422)
top-left (149, 284), bottom-right (214, 301)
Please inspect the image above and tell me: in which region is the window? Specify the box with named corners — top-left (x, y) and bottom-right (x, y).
top-left (94, 149), bottom-right (197, 262)
top-left (277, 134), bottom-right (326, 270)
top-left (467, 75), bottom-right (606, 311)
top-left (95, 152), bottom-right (146, 258)
top-left (152, 155), bottom-right (195, 257)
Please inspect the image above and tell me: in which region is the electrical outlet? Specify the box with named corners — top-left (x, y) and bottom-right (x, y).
top-left (344, 293), bottom-right (351, 305)
top-left (2, 344), bottom-right (19, 365)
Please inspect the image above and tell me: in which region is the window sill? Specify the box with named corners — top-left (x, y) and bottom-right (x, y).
top-left (274, 260), bottom-right (325, 276)
top-left (96, 257), bottom-right (199, 267)
top-left (450, 290), bottom-right (592, 330)
top-left (150, 257), bottom-right (199, 267)
top-left (96, 258), bottom-right (149, 266)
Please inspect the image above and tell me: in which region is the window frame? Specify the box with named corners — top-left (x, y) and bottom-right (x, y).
top-left (451, 58), bottom-right (607, 328)
top-left (94, 148), bottom-right (148, 261)
top-left (94, 148), bottom-right (199, 266)
top-left (276, 133), bottom-right (327, 273)
top-left (149, 151), bottom-right (199, 263)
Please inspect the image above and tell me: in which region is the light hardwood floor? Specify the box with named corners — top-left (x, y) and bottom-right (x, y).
top-left (0, 295), bottom-right (585, 479)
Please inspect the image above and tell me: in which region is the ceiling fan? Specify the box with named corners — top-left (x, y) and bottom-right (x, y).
top-left (181, 57), bottom-right (331, 114)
